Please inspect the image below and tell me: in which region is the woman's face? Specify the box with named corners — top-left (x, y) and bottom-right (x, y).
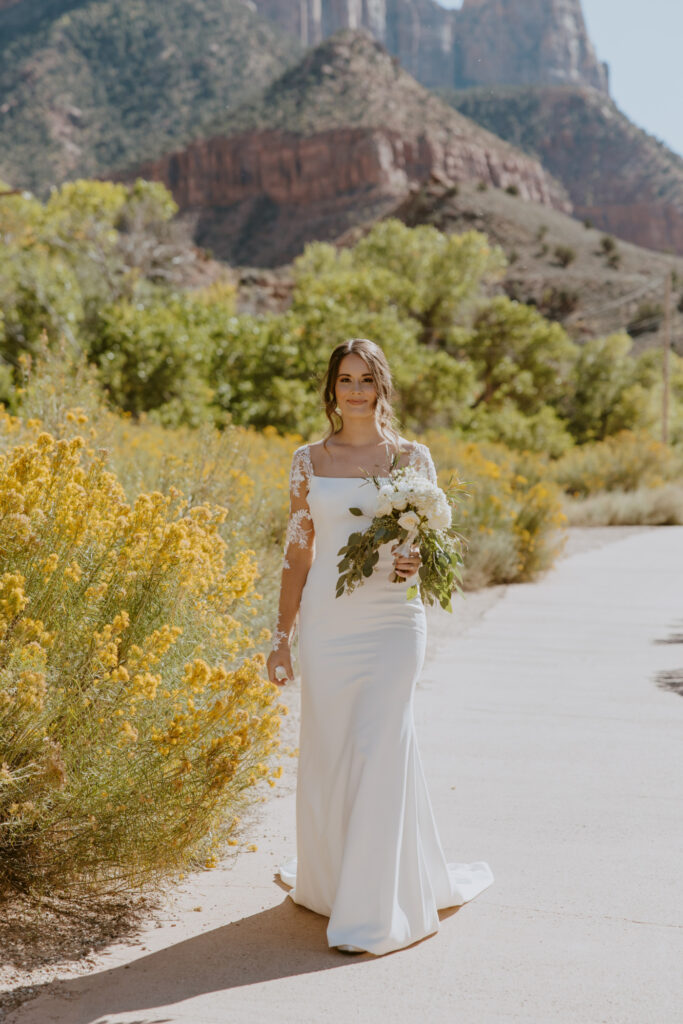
top-left (334, 353), bottom-right (378, 420)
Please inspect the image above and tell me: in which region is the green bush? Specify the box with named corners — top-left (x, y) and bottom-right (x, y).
top-left (89, 295), bottom-right (221, 427)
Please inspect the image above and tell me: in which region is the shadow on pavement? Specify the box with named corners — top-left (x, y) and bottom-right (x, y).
top-left (10, 898), bottom-right (331, 1023)
top-left (10, 894), bottom-right (460, 1024)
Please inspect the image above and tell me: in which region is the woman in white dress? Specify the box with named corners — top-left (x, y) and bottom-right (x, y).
top-left (266, 338), bottom-right (493, 956)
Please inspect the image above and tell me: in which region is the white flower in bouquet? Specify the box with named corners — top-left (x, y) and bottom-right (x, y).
top-left (397, 510), bottom-right (420, 531)
top-left (376, 486), bottom-right (394, 516)
top-left (336, 462), bottom-right (464, 611)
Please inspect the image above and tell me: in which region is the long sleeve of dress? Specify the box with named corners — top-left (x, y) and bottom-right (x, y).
top-left (271, 445), bottom-right (315, 652)
top-left (410, 441), bottom-right (438, 485)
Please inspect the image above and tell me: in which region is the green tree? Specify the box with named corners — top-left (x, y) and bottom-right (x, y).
top-left (562, 333), bottom-right (658, 442)
top-left (90, 293), bottom-right (221, 427)
top-left (293, 221), bottom-right (506, 348)
top-left (457, 297), bottom-right (578, 415)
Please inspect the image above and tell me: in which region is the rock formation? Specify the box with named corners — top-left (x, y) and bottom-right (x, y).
top-left (446, 85), bottom-right (683, 256)
top-left (120, 31), bottom-right (571, 266)
top-left (251, 0), bottom-right (609, 93)
top-left (454, 0), bottom-right (608, 92)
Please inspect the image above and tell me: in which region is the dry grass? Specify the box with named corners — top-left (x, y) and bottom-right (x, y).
top-left (563, 483), bottom-right (683, 526)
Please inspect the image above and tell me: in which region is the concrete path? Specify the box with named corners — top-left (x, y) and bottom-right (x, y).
top-left (7, 528), bottom-right (683, 1024)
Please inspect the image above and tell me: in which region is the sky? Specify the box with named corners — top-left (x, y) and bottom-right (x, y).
top-left (438, 0), bottom-right (683, 158)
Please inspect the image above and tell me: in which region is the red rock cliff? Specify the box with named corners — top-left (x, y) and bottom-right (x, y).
top-left (126, 123), bottom-right (570, 266)
top-left (448, 85), bottom-right (683, 256)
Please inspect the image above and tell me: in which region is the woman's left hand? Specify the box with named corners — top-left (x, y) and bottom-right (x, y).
top-left (391, 543), bottom-right (422, 579)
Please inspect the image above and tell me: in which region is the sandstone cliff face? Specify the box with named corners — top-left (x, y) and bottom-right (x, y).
top-left (128, 121), bottom-right (569, 266)
top-left (446, 86), bottom-right (683, 256)
top-left (454, 0), bottom-right (608, 92)
top-left (121, 30), bottom-right (570, 266)
top-left (252, 0), bottom-right (608, 93)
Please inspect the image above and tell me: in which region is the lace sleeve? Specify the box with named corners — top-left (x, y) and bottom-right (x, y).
top-left (271, 446), bottom-right (315, 652)
top-left (410, 442), bottom-right (438, 485)
top-left (283, 445), bottom-right (314, 570)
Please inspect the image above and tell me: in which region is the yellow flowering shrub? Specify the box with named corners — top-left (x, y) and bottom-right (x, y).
top-left (421, 431), bottom-right (566, 588)
top-left (3, 341), bottom-right (298, 646)
top-left (0, 430), bottom-right (286, 895)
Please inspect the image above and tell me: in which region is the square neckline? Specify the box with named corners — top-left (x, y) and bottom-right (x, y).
top-left (306, 441), bottom-right (419, 480)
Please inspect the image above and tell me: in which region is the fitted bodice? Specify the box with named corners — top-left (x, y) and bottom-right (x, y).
top-left (308, 475), bottom-right (382, 562)
top-left (302, 475), bottom-right (420, 608)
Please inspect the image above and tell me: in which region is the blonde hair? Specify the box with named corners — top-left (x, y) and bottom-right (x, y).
top-left (321, 339), bottom-right (401, 453)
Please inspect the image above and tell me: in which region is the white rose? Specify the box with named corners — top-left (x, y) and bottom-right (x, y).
top-left (376, 495), bottom-right (392, 516)
top-left (398, 510), bottom-right (420, 531)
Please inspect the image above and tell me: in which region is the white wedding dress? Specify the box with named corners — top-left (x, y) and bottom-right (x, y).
top-left (277, 441), bottom-right (493, 956)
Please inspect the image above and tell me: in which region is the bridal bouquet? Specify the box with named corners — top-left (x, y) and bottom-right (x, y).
top-left (335, 465), bottom-right (465, 612)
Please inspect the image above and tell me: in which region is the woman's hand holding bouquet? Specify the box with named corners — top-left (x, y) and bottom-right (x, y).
top-left (336, 465), bottom-right (465, 612)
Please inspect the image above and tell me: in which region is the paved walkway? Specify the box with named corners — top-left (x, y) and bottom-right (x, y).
top-left (7, 528), bottom-right (683, 1024)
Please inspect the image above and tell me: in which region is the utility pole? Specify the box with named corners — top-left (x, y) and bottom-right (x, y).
top-left (662, 271), bottom-right (672, 445)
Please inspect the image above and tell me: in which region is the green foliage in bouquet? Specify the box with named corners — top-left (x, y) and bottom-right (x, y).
top-left (335, 466), bottom-right (465, 612)
top-left (410, 517), bottom-right (465, 612)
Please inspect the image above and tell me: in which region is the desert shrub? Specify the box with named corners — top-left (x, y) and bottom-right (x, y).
top-left (421, 432), bottom-right (566, 587)
top-left (8, 340), bottom-right (296, 642)
top-left (551, 430), bottom-right (681, 497)
top-left (0, 429), bottom-right (285, 896)
top-left (505, 184), bottom-right (520, 196)
top-left (563, 484), bottom-right (683, 526)
top-left (87, 294), bottom-right (222, 428)
top-left (627, 301), bottom-right (664, 338)
top-left (301, 220), bottom-right (506, 348)
top-left (553, 245), bottom-right (576, 268)
top-left (0, 180), bottom-right (191, 391)
top-left (538, 287), bottom-right (580, 321)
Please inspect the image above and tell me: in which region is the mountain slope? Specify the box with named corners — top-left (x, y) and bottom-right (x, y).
top-left (440, 85), bottom-right (683, 256)
top-left (123, 30), bottom-right (572, 266)
top-left (0, 0), bottom-right (301, 194)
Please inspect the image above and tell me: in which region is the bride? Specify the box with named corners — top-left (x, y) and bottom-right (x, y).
top-left (266, 338), bottom-right (494, 956)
